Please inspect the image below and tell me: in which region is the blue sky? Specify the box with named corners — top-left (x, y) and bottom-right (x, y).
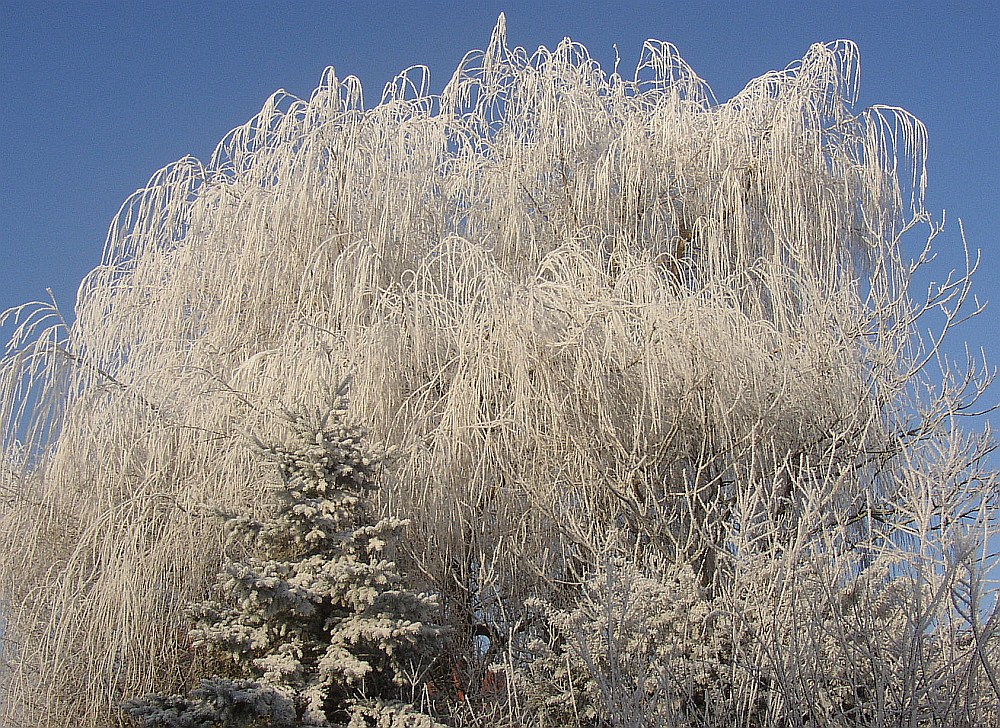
top-left (2, 1), bottom-right (997, 408)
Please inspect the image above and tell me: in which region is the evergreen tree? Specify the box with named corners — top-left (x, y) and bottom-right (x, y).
top-left (124, 398), bottom-right (447, 727)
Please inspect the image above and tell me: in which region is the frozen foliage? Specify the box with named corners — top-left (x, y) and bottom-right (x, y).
top-left (518, 552), bottom-right (998, 727)
top-left (518, 560), bottom-right (747, 727)
top-left (122, 401), bottom-right (446, 726)
top-left (0, 14), bottom-right (997, 727)
top-left (123, 678), bottom-right (296, 727)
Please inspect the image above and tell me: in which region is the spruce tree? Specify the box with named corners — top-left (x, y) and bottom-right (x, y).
top-left (124, 398), bottom-right (447, 727)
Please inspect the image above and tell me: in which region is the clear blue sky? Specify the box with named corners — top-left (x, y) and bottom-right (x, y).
top-left (2, 1), bottom-right (997, 404)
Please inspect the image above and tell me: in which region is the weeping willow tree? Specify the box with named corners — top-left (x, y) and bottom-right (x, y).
top-left (1, 16), bottom-right (997, 727)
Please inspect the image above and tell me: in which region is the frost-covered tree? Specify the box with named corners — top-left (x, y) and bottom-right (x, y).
top-left (122, 397), bottom-right (446, 726)
top-left (0, 15), bottom-right (997, 727)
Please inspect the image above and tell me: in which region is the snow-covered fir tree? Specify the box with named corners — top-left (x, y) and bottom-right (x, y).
top-left (123, 395), bottom-right (447, 727)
